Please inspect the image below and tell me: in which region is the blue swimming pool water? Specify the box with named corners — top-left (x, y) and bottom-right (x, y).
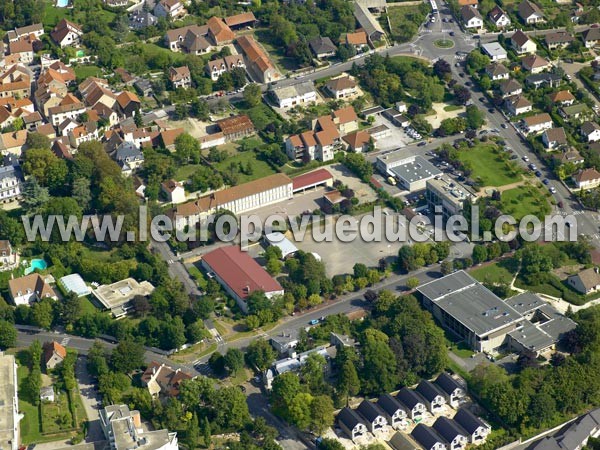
top-left (24, 259), bottom-right (48, 275)
top-left (56, 0), bottom-right (69, 7)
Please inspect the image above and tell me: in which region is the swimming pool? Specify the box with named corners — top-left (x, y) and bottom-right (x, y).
top-left (56, 0), bottom-right (69, 7)
top-left (24, 259), bottom-right (48, 275)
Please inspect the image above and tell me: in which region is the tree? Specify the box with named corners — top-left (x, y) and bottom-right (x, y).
top-left (60, 293), bottom-right (82, 328)
top-left (31, 299), bottom-right (54, 329)
top-left (361, 329), bottom-right (398, 394)
top-left (301, 353), bottom-right (326, 393)
top-left (318, 439), bottom-right (344, 450)
top-left (309, 395), bottom-right (334, 434)
top-left (87, 341), bottom-right (109, 378)
top-left (224, 348), bottom-right (245, 375)
top-left (246, 338), bottom-right (276, 371)
top-left (0, 320), bottom-right (16, 349)
top-left (202, 416), bottom-right (211, 447)
top-left (243, 83), bottom-right (262, 107)
top-left (288, 392), bottom-right (313, 429)
top-left (271, 372), bottom-right (302, 420)
top-left (186, 412), bottom-right (199, 450)
top-left (441, 260), bottom-right (454, 275)
top-left (22, 148), bottom-right (68, 189)
top-left (466, 49), bottom-right (490, 72)
top-left (26, 132), bottom-right (50, 150)
top-left (353, 263), bottom-right (368, 279)
top-left (433, 59), bottom-right (452, 80)
top-left (472, 244), bottom-right (488, 264)
top-left (337, 359), bottom-right (360, 397)
top-left (406, 277), bottom-right (420, 290)
top-left (174, 133), bottom-right (200, 164)
top-left (111, 340), bottom-right (144, 373)
top-left (465, 105), bottom-right (485, 129)
top-left (453, 85), bottom-right (471, 105)
top-left (344, 153), bottom-right (373, 182)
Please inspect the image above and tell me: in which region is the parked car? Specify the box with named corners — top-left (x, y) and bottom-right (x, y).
top-left (309, 319), bottom-right (319, 325)
top-left (535, 170), bottom-right (542, 177)
top-left (449, 31), bottom-right (455, 36)
top-left (549, 186), bottom-right (557, 193)
top-left (543, 178), bottom-right (549, 185)
top-left (418, 141), bottom-right (427, 146)
top-left (510, 154), bottom-right (518, 160)
top-left (501, 123), bottom-right (508, 129)
top-left (522, 155), bottom-right (529, 162)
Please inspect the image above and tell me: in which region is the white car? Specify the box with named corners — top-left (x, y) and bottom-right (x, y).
top-left (549, 186), bottom-right (556, 194)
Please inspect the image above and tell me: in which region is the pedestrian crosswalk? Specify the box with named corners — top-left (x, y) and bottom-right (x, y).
top-left (557, 210), bottom-right (584, 216)
top-left (61, 337), bottom-right (70, 346)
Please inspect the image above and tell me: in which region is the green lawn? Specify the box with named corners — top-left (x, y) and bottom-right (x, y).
top-left (41, 392), bottom-right (72, 434)
top-left (470, 259), bottom-right (519, 285)
top-left (43, 1), bottom-right (117, 28)
top-left (253, 29), bottom-right (302, 72)
top-left (458, 143), bottom-right (522, 187)
top-left (386, 4), bottom-right (430, 42)
top-left (500, 185), bottom-right (551, 221)
top-left (73, 65), bottom-right (104, 82)
top-left (175, 164), bottom-right (202, 181)
top-left (17, 366), bottom-right (43, 444)
top-left (80, 297), bottom-right (98, 315)
top-left (214, 150), bottom-right (277, 184)
top-left (444, 105), bottom-right (463, 112)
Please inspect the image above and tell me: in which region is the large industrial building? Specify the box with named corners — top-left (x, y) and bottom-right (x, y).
top-left (417, 271), bottom-right (576, 354)
top-left (0, 353), bottom-right (22, 450)
top-left (375, 153), bottom-right (441, 192)
top-left (201, 245), bottom-right (284, 313)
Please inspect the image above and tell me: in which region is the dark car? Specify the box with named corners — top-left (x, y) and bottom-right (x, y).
top-left (479, 97), bottom-right (485, 102)
top-left (459, 72), bottom-right (465, 77)
top-left (535, 170), bottom-right (542, 177)
top-left (558, 200), bottom-right (564, 208)
top-left (543, 178), bottom-right (550, 185)
top-left (465, 81), bottom-right (473, 86)
top-left (418, 141), bottom-right (427, 146)
top-left (510, 154), bottom-right (518, 160)
top-left (501, 123), bottom-right (508, 129)
top-left (488, 108), bottom-right (495, 113)
top-left (449, 31), bottom-right (455, 36)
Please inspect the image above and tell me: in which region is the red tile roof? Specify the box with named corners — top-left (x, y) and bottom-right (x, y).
top-left (202, 246), bottom-right (282, 300)
top-left (292, 168), bottom-right (333, 191)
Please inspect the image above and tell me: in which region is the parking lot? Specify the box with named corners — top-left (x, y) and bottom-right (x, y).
top-left (372, 114), bottom-right (414, 151)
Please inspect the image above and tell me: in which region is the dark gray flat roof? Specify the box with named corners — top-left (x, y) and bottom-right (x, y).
top-left (505, 292), bottom-right (546, 315)
top-left (508, 321), bottom-right (555, 352)
top-left (389, 156), bottom-right (442, 184)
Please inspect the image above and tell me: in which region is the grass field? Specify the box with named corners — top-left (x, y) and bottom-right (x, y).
top-left (470, 259), bottom-right (519, 285)
top-left (386, 4), bottom-right (430, 43)
top-left (175, 164), bottom-right (203, 181)
top-left (254, 29), bottom-right (302, 72)
top-left (458, 143), bottom-right (521, 187)
top-left (41, 393), bottom-right (71, 434)
top-left (214, 150), bottom-right (277, 184)
top-left (43, 1), bottom-right (116, 28)
top-left (500, 184), bottom-right (551, 220)
top-left (17, 366), bottom-right (43, 444)
top-left (73, 65), bottom-right (104, 82)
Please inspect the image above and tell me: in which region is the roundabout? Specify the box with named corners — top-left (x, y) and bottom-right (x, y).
top-left (434, 38), bottom-right (455, 49)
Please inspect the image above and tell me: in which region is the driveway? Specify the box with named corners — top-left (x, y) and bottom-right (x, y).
top-left (75, 356), bottom-right (104, 442)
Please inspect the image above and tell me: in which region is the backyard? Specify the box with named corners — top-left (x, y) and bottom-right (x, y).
top-left (458, 143), bottom-right (522, 187)
top-left (470, 258), bottom-right (519, 285)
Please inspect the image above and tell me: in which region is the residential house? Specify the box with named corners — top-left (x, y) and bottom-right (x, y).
top-left (68, 121), bottom-right (99, 148)
top-left (353, 2), bottom-right (385, 43)
top-left (337, 407), bottom-right (368, 441)
top-left (530, 409), bottom-right (600, 450)
top-left (93, 102), bottom-right (119, 127)
top-left (129, 10), bottom-right (158, 30)
top-left (48, 61), bottom-right (76, 84)
top-left (207, 17), bottom-right (235, 45)
top-left (52, 139), bottom-right (73, 160)
top-left (0, 65), bottom-right (31, 99)
top-left (458, 0), bottom-right (478, 6)
top-left (568, 267), bottom-right (600, 294)
top-left (8, 39), bottom-right (34, 65)
top-left (521, 54), bottom-right (550, 73)
top-left (510, 30), bottom-right (537, 54)
top-left (141, 362), bottom-right (192, 398)
top-left (0, 240), bottom-right (18, 271)
top-left (324, 76), bottom-right (358, 99)
top-left (356, 400), bottom-right (388, 435)
top-left (453, 408), bottom-right (491, 444)
top-left (332, 105), bottom-right (359, 134)
top-left (169, 66), bottom-right (191, 89)
top-left (525, 72), bottom-right (562, 89)
top-left (314, 120), bottom-right (340, 161)
top-left (215, 115), bottom-right (255, 141)
top-left (377, 394), bottom-right (408, 430)
top-left (6, 23), bottom-right (44, 42)
top-left (522, 113), bottom-right (553, 134)
top-left (545, 31), bottom-right (574, 49)
top-left (329, 332), bottom-right (356, 349)
top-left (236, 35), bottom-right (279, 83)
top-left (505, 95), bottom-right (532, 116)
top-left (134, 79), bottom-right (153, 97)
top-left (345, 31), bottom-right (368, 50)
top-left (434, 373), bottom-right (466, 408)
top-left (411, 424), bottom-right (448, 450)
top-left (161, 180), bottom-right (186, 204)
top-left (397, 388), bottom-right (427, 421)
top-left (50, 19), bottom-right (83, 48)
top-left (560, 103), bottom-right (592, 122)
top-left (549, 90), bottom-right (575, 106)
top-left (114, 68), bottom-right (135, 86)
top-left (488, 6), bottom-right (511, 28)
top-left (581, 121), bottom-right (600, 142)
top-left (165, 25), bottom-right (212, 54)
top-left (433, 417), bottom-right (468, 450)
top-left (269, 81), bottom-right (317, 108)
top-left (573, 167), bottom-right (600, 190)
top-left (485, 62), bottom-right (509, 80)
top-left (308, 36), bottom-right (337, 59)
top-left (224, 12), bottom-right (257, 30)
top-left (205, 55), bottom-right (245, 81)
top-left (343, 130), bottom-right (372, 153)
top-left (542, 127), bottom-right (567, 150)
top-left (0, 130), bottom-right (28, 155)
top-left (48, 94), bottom-right (86, 127)
top-left (159, 128), bottom-right (184, 150)
top-left (154, 0), bottom-right (186, 19)
top-left (582, 27), bottom-right (600, 48)
top-left (58, 118), bottom-right (79, 137)
top-left (0, 159), bottom-right (22, 203)
top-left (416, 380), bottom-right (447, 415)
top-left (8, 273), bottom-right (57, 306)
top-left (554, 148), bottom-right (584, 165)
top-left (43, 341), bottom-right (66, 370)
top-left (481, 42), bottom-right (508, 61)
top-left (116, 91), bottom-right (141, 118)
top-left (518, 0), bottom-right (544, 24)
top-left (23, 111), bottom-right (43, 131)
top-left (100, 404), bottom-right (178, 450)
top-left (270, 330), bottom-right (299, 355)
top-left (461, 6), bottom-right (483, 29)
top-left (499, 78), bottom-right (523, 98)
top-left (116, 141), bottom-right (144, 175)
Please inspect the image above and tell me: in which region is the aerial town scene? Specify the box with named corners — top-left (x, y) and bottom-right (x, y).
top-left (5, 0), bottom-right (600, 450)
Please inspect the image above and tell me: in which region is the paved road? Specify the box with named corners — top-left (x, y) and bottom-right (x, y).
top-left (75, 356), bottom-right (104, 442)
